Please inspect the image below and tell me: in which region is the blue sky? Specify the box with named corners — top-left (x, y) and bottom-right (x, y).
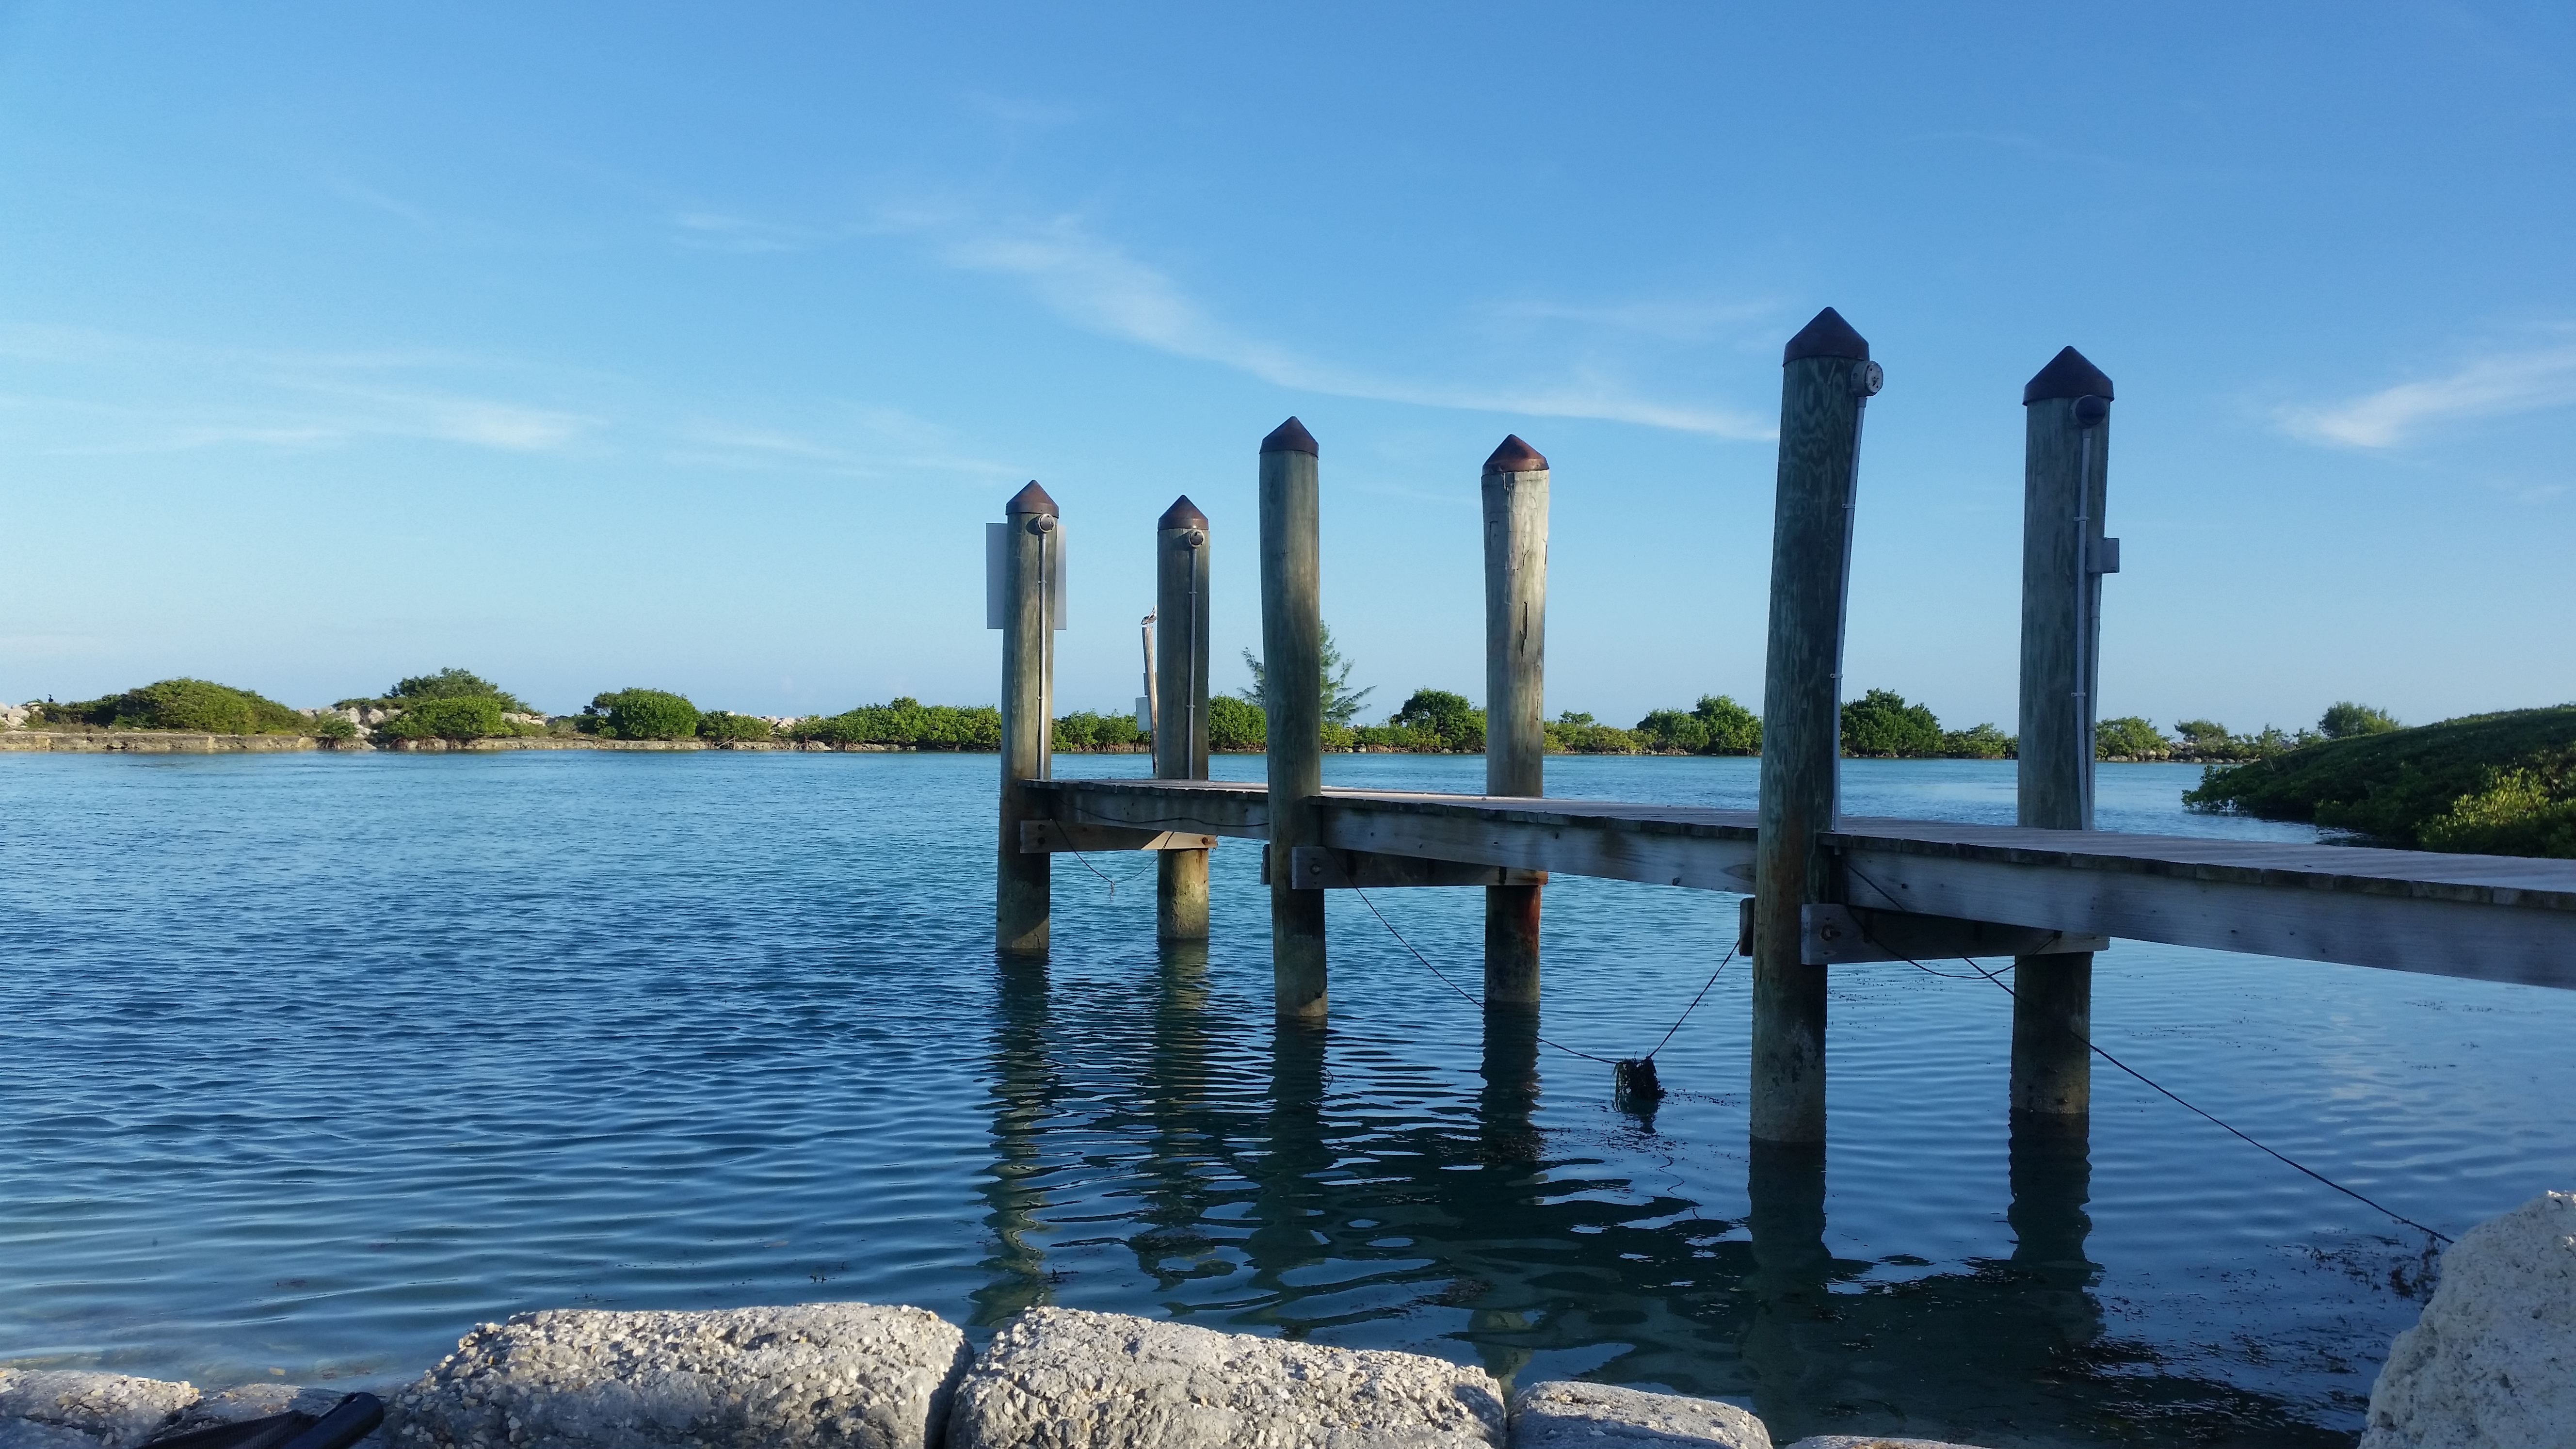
top-left (4, 4), bottom-right (2571, 732)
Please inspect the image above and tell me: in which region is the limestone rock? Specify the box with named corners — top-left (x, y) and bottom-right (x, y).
top-left (2363, 1190), bottom-right (2576, 1449)
top-left (386, 1302), bottom-right (967, 1449)
top-left (0, 1372), bottom-right (199, 1449)
top-left (949, 1307), bottom-right (1505, 1449)
top-left (1510, 1381), bottom-right (1769, 1449)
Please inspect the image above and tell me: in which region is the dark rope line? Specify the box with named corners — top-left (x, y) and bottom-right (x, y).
top-left (1842, 860), bottom-right (2454, 1245)
top-left (1348, 884), bottom-right (1738, 1070)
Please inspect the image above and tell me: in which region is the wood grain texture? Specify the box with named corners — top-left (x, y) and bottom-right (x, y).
top-left (1483, 458), bottom-right (1549, 1007)
top-left (1752, 353), bottom-right (1870, 1143)
top-left (2015, 389), bottom-right (2109, 1117)
top-left (1154, 513), bottom-right (1213, 939)
top-left (1261, 444), bottom-right (1327, 1019)
top-left (996, 498), bottom-right (1056, 955)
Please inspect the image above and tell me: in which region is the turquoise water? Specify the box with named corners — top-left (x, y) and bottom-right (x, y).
top-left (3, 751), bottom-right (2569, 1447)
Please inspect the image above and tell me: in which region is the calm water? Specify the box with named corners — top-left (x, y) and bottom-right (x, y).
top-left (4, 751), bottom-right (2570, 1448)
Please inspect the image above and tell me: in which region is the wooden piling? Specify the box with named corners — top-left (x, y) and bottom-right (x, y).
top-left (997, 480), bottom-right (1059, 956)
top-left (1259, 419), bottom-right (1327, 1020)
top-left (1481, 435), bottom-right (1549, 1008)
top-left (1155, 495), bottom-right (1213, 941)
top-left (2013, 347), bottom-right (2115, 1120)
top-left (1752, 308), bottom-right (1879, 1144)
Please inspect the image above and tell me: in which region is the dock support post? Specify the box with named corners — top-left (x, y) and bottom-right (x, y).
top-left (1260, 418), bottom-right (1328, 1021)
top-left (1154, 496), bottom-right (1214, 941)
top-left (996, 480), bottom-right (1059, 956)
top-left (1751, 308), bottom-right (1879, 1145)
top-left (1481, 435), bottom-right (1549, 1009)
top-left (2014, 348), bottom-right (2115, 1122)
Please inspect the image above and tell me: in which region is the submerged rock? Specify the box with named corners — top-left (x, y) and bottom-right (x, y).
top-left (2364, 1190), bottom-right (2576, 1449)
top-left (1781, 1438), bottom-right (1992, 1449)
top-left (0, 1371), bottom-right (198, 1449)
top-left (1510, 1381), bottom-right (1769, 1448)
top-left (387, 1302), bottom-right (967, 1449)
top-left (948, 1307), bottom-right (1505, 1449)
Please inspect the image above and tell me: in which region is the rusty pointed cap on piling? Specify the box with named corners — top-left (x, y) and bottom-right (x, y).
top-left (1483, 434), bottom-right (1547, 473)
top-left (1005, 480), bottom-right (1057, 515)
top-left (1783, 306), bottom-right (1869, 364)
top-left (1260, 416), bottom-right (1318, 456)
top-left (2023, 346), bottom-right (2115, 404)
top-left (1158, 494), bottom-right (1208, 530)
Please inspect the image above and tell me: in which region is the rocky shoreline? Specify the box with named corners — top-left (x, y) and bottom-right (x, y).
top-left (5, 1192), bottom-right (2568, 1449)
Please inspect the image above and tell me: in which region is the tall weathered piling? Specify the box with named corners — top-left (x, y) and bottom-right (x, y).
top-left (1481, 435), bottom-right (1549, 1008)
top-left (1154, 495), bottom-right (1214, 941)
top-left (2014, 347), bottom-right (2115, 1121)
top-left (1752, 308), bottom-right (1880, 1144)
top-left (1260, 419), bottom-right (1327, 1020)
top-left (996, 480), bottom-right (1060, 956)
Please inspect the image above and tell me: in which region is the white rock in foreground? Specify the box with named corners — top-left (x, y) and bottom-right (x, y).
top-left (2364, 1190), bottom-right (2576, 1449)
top-left (948, 1307), bottom-right (1505, 1449)
top-left (387, 1302), bottom-right (968, 1449)
top-left (1511, 1381), bottom-right (1769, 1449)
top-left (0, 1371), bottom-right (198, 1449)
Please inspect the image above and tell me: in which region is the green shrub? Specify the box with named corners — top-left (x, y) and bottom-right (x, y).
top-left (1387, 689), bottom-right (1484, 752)
top-left (386, 667), bottom-right (534, 715)
top-left (308, 712), bottom-right (358, 740)
top-left (591, 688), bottom-right (700, 741)
top-left (1634, 694), bottom-right (1762, 755)
top-left (53, 678), bottom-right (308, 735)
top-left (2319, 701), bottom-right (2402, 739)
top-left (380, 695), bottom-right (506, 741)
top-left (1053, 709), bottom-right (1143, 750)
top-left (698, 711), bottom-right (772, 742)
top-left (1941, 723), bottom-right (2015, 758)
top-left (2095, 716), bottom-right (2172, 761)
top-left (2186, 706), bottom-right (2576, 855)
top-left (1841, 689), bottom-right (1942, 757)
top-left (1545, 711), bottom-right (1641, 754)
top-left (792, 698), bottom-right (1004, 749)
top-left (1208, 695), bottom-right (1265, 751)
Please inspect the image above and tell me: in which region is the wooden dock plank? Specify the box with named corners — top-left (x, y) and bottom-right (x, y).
top-left (1023, 778), bottom-right (2576, 986)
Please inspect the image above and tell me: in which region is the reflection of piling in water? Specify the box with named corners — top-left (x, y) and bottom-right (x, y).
top-left (971, 962), bottom-right (1057, 1325)
top-left (1128, 940), bottom-right (1225, 1292)
top-left (1740, 1141), bottom-right (1836, 1432)
top-left (1244, 1023), bottom-right (1333, 1318)
top-left (2007, 1116), bottom-right (2103, 1352)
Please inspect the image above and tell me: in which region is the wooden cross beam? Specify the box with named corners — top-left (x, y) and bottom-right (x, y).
top-left (1019, 820), bottom-right (1218, 854)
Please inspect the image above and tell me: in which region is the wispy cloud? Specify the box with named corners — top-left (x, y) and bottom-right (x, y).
top-left (2279, 342), bottom-right (2576, 448)
top-left (0, 325), bottom-right (598, 456)
top-left (671, 212), bottom-right (818, 254)
top-left (938, 216), bottom-right (1773, 438)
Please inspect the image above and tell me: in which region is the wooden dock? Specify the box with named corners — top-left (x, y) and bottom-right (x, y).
top-left (990, 309), bottom-right (2574, 1147)
top-left (1024, 777), bottom-right (2576, 991)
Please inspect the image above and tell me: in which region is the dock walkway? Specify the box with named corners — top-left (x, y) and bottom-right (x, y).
top-left (1026, 777), bottom-right (2576, 990)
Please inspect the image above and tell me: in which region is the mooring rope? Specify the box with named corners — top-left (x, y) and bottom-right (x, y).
top-left (1348, 883), bottom-right (1736, 1072)
top-left (1840, 859), bottom-right (2454, 1245)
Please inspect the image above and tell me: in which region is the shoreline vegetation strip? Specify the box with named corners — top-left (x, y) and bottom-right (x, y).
top-left (9, 672), bottom-right (2569, 858)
